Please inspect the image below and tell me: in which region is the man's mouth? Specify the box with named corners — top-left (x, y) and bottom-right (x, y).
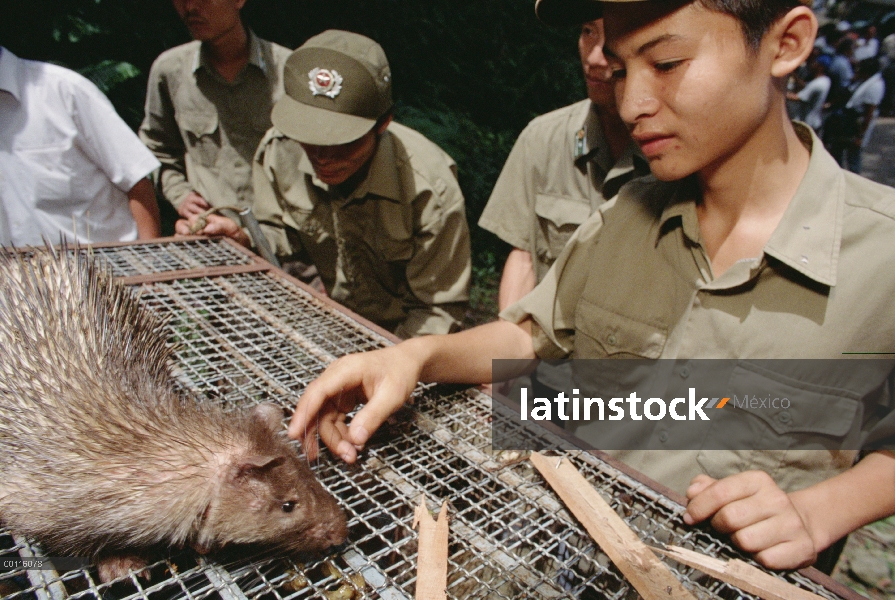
top-left (632, 132), bottom-right (675, 158)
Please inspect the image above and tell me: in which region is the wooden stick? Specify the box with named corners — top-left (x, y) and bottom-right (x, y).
top-left (655, 545), bottom-right (825, 600)
top-left (413, 497), bottom-right (449, 600)
top-left (529, 452), bottom-right (697, 600)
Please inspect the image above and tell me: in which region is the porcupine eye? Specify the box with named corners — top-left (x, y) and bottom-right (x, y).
top-left (282, 501), bottom-right (296, 513)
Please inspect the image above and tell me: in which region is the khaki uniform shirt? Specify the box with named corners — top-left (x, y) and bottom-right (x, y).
top-left (479, 100), bottom-right (646, 390)
top-left (139, 32), bottom-right (290, 209)
top-left (478, 99), bottom-right (645, 282)
top-left (253, 122), bottom-right (471, 339)
top-left (503, 125), bottom-right (895, 494)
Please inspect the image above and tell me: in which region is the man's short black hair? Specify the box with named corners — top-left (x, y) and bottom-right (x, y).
top-left (697, 0), bottom-right (805, 51)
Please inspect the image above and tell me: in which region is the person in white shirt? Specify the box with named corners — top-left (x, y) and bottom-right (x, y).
top-left (841, 56), bottom-right (886, 173)
top-left (0, 47), bottom-right (161, 246)
top-left (791, 55), bottom-right (831, 132)
top-left (853, 25), bottom-right (879, 63)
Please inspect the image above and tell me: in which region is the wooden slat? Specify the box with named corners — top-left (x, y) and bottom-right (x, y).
top-left (529, 452), bottom-right (697, 600)
top-left (116, 261), bottom-right (270, 285)
top-left (655, 545), bottom-right (824, 600)
top-left (413, 497), bottom-right (449, 600)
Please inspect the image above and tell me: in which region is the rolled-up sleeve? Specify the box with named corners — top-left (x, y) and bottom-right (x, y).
top-left (500, 208), bottom-right (607, 359)
top-left (139, 59), bottom-right (194, 208)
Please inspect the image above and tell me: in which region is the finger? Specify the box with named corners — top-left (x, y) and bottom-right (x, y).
top-left (181, 202), bottom-right (203, 218)
top-left (204, 216), bottom-right (239, 237)
top-left (686, 474), bottom-right (716, 499)
top-left (301, 421), bottom-right (320, 461)
top-left (752, 537), bottom-right (816, 570)
top-left (709, 488), bottom-right (792, 535)
top-left (684, 471), bottom-right (767, 525)
top-left (288, 358), bottom-right (366, 439)
top-left (174, 219), bottom-right (193, 235)
top-left (318, 416), bottom-right (356, 463)
top-left (726, 511), bottom-right (793, 554)
top-left (346, 375), bottom-right (415, 448)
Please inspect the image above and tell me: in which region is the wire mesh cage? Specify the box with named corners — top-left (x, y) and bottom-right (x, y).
top-left (0, 238), bottom-right (862, 600)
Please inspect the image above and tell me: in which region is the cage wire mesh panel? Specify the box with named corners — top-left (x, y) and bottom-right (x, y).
top-left (0, 239), bottom-right (855, 600)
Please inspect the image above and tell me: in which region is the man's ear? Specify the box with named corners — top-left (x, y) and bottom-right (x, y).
top-left (768, 6), bottom-right (818, 78)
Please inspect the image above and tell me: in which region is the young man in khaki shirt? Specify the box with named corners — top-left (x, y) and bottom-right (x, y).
top-left (188, 31), bottom-right (471, 338)
top-left (139, 0), bottom-right (290, 217)
top-left (479, 16), bottom-right (641, 307)
top-left (287, 0), bottom-right (895, 572)
top-left (478, 12), bottom-right (646, 400)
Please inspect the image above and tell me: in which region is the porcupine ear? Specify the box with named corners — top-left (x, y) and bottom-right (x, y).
top-left (251, 403), bottom-right (286, 434)
top-left (230, 455), bottom-right (287, 481)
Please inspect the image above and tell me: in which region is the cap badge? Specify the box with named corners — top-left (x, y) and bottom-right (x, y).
top-left (308, 68), bottom-right (343, 98)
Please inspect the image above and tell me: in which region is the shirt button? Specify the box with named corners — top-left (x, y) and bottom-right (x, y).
top-left (680, 367), bottom-right (690, 379)
top-left (659, 432), bottom-right (669, 443)
top-left (778, 411), bottom-right (791, 424)
top-left (607, 334), bottom-right (617, 346)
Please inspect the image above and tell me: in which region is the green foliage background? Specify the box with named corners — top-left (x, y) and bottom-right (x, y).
top-left (1, 0), bottom-right (586, 310)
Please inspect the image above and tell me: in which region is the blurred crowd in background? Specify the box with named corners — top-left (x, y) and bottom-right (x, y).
top-left (788, 0), bottom-right (895, 171)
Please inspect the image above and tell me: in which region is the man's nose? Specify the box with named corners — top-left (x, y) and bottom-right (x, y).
top-left (586, 45), bottom-right (609, 69)
top-left (616, 73), bottom-right (660, 126)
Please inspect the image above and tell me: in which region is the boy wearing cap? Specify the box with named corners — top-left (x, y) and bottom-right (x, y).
top-left (479, 17), bottom-right (642, 311)
top-left (195, 31), bottom-right (471, 339)
top-left (286, 0), bottom-right (895, 571)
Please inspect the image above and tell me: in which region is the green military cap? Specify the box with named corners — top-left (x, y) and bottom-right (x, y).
top-left (535, 0), bottom-right (604, 26)
top-left (271, 30), bottom-right (393, 146)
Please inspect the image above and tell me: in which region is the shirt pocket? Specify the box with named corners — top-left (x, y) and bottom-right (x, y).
top-left (574, 298), bottom-right (668, 359)
top-left (697, 362), bottom-right (862, 486)
top-left (179, 110), bottom-right (220, 168)
top-left (534, 193), bottom-right (591, 267)
top-left (16, 145), bottom-right (74, 209)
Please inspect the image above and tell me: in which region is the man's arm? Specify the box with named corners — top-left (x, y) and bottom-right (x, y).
top-left (498, 248), bottom-right (538, 311)
top-left (855, 101), bottom-right (879, 147)
top-left (288, 318), bottom-right (535, 462)
top-left (127, 178), bottom-right (161, 239)
top-left (138, 59), bottom-right (203, 215)
top-left (684, 450), bottom-right (895, 569)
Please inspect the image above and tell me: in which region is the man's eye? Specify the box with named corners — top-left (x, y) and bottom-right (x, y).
top-left (655, 60), bottom-right (683, 73)
top-left (609, 68), bottom-right (627, 80)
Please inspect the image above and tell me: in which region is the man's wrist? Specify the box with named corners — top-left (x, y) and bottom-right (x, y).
top-left (789, 487), bottom-right (833, 554)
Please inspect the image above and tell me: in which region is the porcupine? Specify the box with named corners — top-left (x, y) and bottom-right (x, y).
top-left (0, 245), bottom-right (347, 581)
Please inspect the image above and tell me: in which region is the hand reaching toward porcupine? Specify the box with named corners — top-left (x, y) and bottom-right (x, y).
top-left (289, 319), bottom-right (535, 462)
top-left (0, 246), bottom-right (346, 582)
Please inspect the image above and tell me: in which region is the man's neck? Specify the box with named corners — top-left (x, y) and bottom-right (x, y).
top-left (204, 23), bottom-right (250, 82)
top-left (695, 108), bottom-right (811, 277)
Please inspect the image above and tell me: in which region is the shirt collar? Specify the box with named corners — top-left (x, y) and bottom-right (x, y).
top-left (657, 123), bottom-right (843, 287)
top-left (0, 47), bottom-right (21, 102)
top-left (763, 124), bottom-right (841, 287)
top-left (193, 29), bottom-right (268, 75)
top-left (575, 103), bottom-right (612, 172)
top-left (300, 127), bottom-right (405, 204)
